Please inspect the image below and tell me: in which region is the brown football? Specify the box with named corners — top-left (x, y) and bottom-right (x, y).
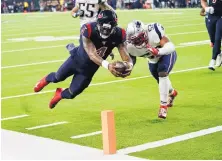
top-left (114, 61), bottom-right (127, 73)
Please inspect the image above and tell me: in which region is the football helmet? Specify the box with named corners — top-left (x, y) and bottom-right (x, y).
top-left (126, 20), bottom-right (147, 48)
top-left (97, 10), bottom-right (117, 39)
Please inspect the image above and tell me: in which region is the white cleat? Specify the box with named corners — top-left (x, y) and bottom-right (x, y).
top-left (208, 59), bottom-right (215, 71)
top-left (158, 106), bottom-right (168, 119)
top-left (215, 53), bottom-right (222, 67)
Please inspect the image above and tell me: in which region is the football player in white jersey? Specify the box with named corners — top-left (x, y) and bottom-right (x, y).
top-left (126, 20), bottom-right (178, 119)
top-left (71, 0), bottom-right (115, 27)
top-left (70, 0), bottom-right (115, 59)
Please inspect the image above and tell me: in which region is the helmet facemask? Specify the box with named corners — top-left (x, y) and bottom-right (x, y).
top-left (97, 22), bottom-right (116, 39)
top-left (96, 10), bottom-right (117, 39)
top-left (129, 32), bottom-right (147, 48)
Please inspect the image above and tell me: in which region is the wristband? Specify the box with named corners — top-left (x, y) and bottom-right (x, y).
top-left (102, 60), bottom-right (109, 69)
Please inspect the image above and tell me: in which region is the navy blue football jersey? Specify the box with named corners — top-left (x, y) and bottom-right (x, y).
top-left (71, 22), bottom-right (126, 75)
top-left (211, 0), bottom-right (222, 16)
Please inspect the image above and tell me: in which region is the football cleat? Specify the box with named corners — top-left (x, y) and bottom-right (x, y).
top-left (167, 89), bottom-right (178, 107)
top-left (208, 59), bottom-right (215, 71)
top-left (158, 105), bottom-right (168, 119)
top-left (49, 88), bottom-right (63, 109)
top-left (215, 53), bottom-right (222, 67)
top-left (34, 76), bottom-right (49, 92)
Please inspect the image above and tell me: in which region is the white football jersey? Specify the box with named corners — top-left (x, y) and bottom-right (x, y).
top-left (76, 0), bottom-right (106, 26)
top-left (127, 23), bottom-right (165, 63)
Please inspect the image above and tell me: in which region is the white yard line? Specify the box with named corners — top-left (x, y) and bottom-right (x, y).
top-left (71, 131), bottom-right (102, 139)
top-left (1, 60), bottom-right (64, 69)
top-left (1, 31), bottom-right (206, 53)
top-left (168, 30), bottom-right (206, 36)
top-left (2, 23), bottom-right (204, 38)
top-left (2, 29), bottom-right (78, 37)
top-left (25, 121), bottom-right (68, 130)
top-left (1, 66), bottom-right (208, 100)
top-left (1, 41), bottom-right (209, 69)
top-left (2, 45), bottom-right (65, 53)
top-left (167, 23), bottom-right (203, 28)
top-left (118, 125), bottom-right (222, 154)
top-left (1, 114), bottom-right (29, 121)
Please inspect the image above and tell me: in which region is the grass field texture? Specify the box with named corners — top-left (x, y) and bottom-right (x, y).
top-left (1, 9), bottom-right (222, 160)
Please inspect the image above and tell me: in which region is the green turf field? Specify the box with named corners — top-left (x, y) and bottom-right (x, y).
top-left (1, 9), bottom-right (222, 160)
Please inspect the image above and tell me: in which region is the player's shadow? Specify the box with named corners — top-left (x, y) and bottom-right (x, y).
top-left (147, 119), bottom-right (166, 124)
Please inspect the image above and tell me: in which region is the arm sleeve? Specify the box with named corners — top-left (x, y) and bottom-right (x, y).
top-left (81, 24), bottom-right (92, 39)
top-left (121, 28), bottom-right (126, 43)
top-left (151, 23), bottom-right (165, 44)
top-left (75, 0), bottom-right (79, 8)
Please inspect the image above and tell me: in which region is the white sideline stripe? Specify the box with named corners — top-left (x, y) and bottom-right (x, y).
top-left (118, 125), bottom-right (222, 154)
top-left (1, 114), bottom-right (29, 121)
top-left (1, 66), bottom-right (208, 100)
top-left (2, 60), bottom-right (64, 69)
top-left (71, 131), bottom-right (102, 139)
top-left (1, 30), bottom-right (206, 53)
top-left (25, 121), bottom-right (68, 130)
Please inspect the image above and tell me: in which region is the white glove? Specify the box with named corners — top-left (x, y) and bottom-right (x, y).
top-left (72, 12), bottom-right (79, 18)
top-left (205, 7), bottom-right (214, 14)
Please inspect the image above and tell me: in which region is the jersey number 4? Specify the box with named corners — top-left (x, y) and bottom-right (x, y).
top-left (79, 3), bottom-right (95, 18)
top-left (97, 47), bottom-right (107, 57)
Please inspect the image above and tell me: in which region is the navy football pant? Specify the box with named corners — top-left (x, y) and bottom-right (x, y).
top-left (212, 18), bottom-right (222, 60)
top-left (206, 15), bottom-right (220, 45)
top-left (149, 51), bottom-right (177, 83)
top-left (46, 56), bottom-right (92, 99)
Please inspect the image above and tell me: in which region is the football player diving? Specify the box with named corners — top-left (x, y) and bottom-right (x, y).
top-left (34, 10), bottom-right (133, 109)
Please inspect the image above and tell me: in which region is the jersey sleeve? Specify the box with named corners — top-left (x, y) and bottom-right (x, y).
top-left (75, 0), bottom-right (79, 8)
top-left (148, 23), bottom-right (165, 44)
top-left (121, 28), bottom-right (126, 43)
top-left (81, 23), bottom-right (92, 39)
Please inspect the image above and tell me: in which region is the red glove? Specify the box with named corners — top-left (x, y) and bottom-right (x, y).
top-left (146, 44), bottom-right (159, 56)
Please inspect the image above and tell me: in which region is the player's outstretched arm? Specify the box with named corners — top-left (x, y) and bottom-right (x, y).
top-left (201, 0), bottom-right (208, 8)
top-left (146, 36), bottom-right (175, 56)
top-left (82, 35), bottom-right (104, 66)
top-left (118, 43), bottom-right (133, 77)
top-left (82, 36), bottom-right (122, 77)
top-left (71, 5), bottom-right (80, 18)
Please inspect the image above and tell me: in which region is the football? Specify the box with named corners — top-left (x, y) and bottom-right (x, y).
top-left (114, 61), bottom-right (127, 73)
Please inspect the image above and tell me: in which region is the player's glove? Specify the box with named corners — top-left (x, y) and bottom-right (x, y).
top-left (205, 7), bottom-right (214, 14)
top-left (146, 44), bottom-right (159, 56)
top-left (72, 10), bottom-right (83, 18)
top-left (109, 53), bottom-right (114, 60)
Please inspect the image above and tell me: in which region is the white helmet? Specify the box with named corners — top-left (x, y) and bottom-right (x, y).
top-left (126, 20), bottom-right (147, 48)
